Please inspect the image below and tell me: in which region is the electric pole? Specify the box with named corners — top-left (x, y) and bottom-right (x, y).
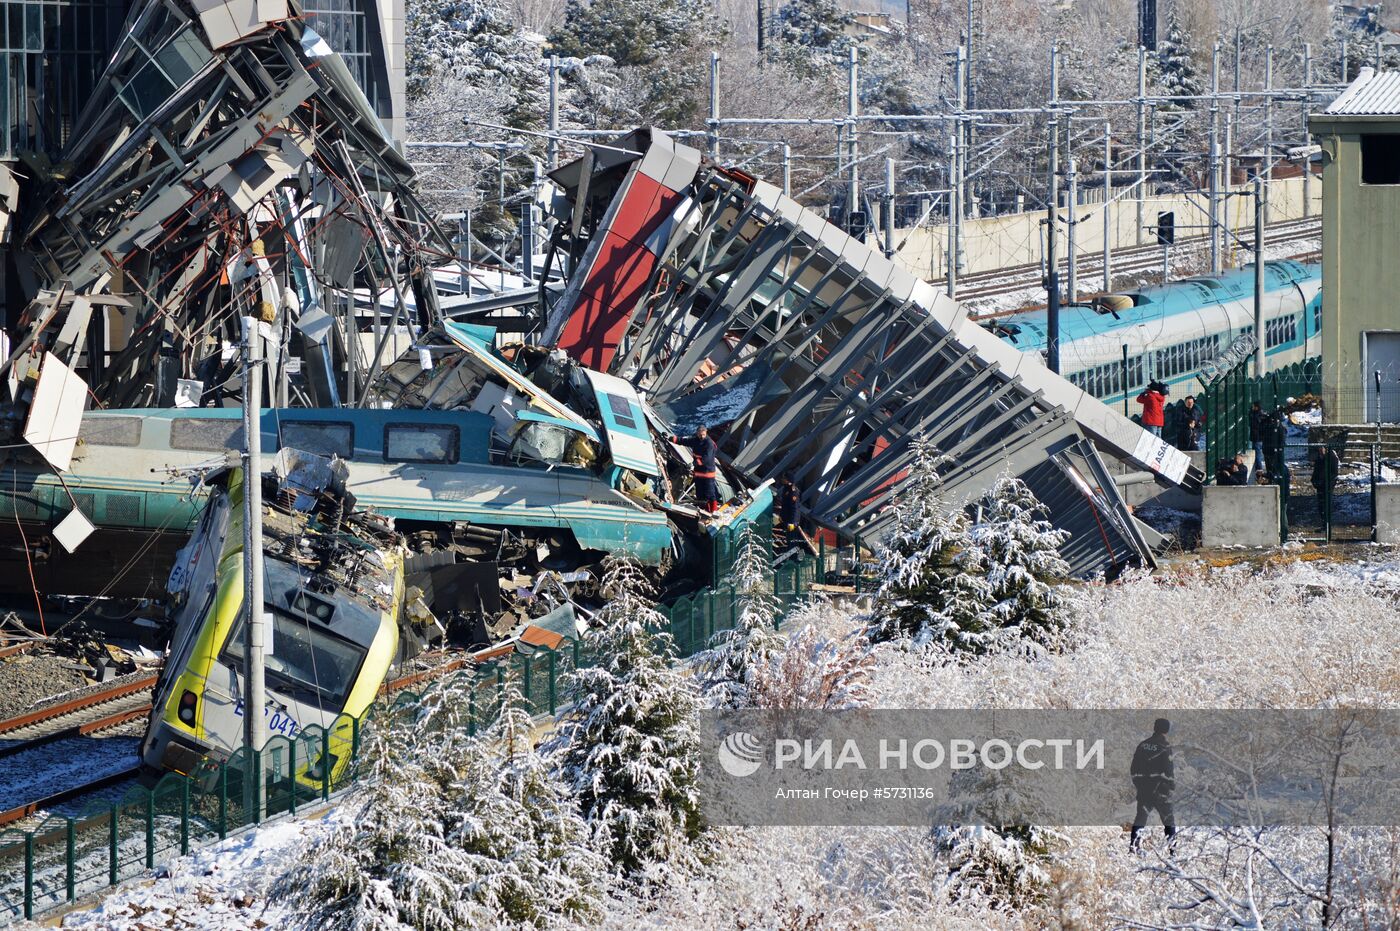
top-left (1046, 43), bottom-right (1062, 374)
top-left (1254, 176), bottom-right (1266, 377)
top-left (241, 314), bottom-right (266, 820)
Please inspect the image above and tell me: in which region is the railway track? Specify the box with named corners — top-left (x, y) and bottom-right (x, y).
top-left (0, 674), bottom-right (157, 828)
top-left (953, 216), bottom-right (1322, 307)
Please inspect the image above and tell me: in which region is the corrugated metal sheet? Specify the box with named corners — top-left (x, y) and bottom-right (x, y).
top-left (1325, 68), bottom-right (1400, 114)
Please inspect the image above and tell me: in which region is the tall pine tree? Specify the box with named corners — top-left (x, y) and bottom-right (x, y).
top-left (546, 556), bottom-right (706, 884)
top-left (946, 476), bottom-right (1070, 653)
top-left (1154, 7), bottom-right (1202, 108)
top-left (865, 435), bottom-right (972, 646)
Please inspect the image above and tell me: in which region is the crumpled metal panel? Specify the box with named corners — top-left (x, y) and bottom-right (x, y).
top-left (538, 131), bottom-right (1191, 577)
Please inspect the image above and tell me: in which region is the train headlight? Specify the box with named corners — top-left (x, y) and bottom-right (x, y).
top-left (177, 689), bottom-right (198, 725)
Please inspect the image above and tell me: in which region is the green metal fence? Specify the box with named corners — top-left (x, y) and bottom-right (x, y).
top-left (1204, 357), bottom-right (1322, 483)
top-left (0, 546), bottom-right (819, 924)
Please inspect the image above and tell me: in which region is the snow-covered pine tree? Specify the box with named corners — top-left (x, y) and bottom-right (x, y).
top-left (546, 555), bottom-right (706, 884)
top-left (548, 0), bottom-right (712, 125)
top-left (1154, 7), bottom-right (1201, 108)
top-left (947, 475), bottom-right (1070, 653)
top-left (694, 524), bottom-right (785, 709)
top-left (272, 684), bottom-right (478, 930)
top-left (864, 435), bottom-right (972, 646)
top-left (446, 676), bottom-right (604, 925)
top-left (772, 0), bottom-right (859, 78)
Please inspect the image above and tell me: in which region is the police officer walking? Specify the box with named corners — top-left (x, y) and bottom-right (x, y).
top-left (672, 425), bottom-right (721, 514)
top-left (1130, 718), bottom-right (1177, 851)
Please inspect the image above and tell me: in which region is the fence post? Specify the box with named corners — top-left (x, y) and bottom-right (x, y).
top-left (218, 763), bottom-right (228, 840)
top-left (180, 777), bottom-right (190, 856)
top-left (66, 819), bottom-right (75, 901)
top-left (523, 652), bottom-right (533, 706)
top-left (289, 741), bottom-right (298, 816)
top-left (321, 727), bottom-right (332, 802)
top-left (145, 791), bottom-right (155, 869)
top-left (548, 652), bottom-right (557, 713)
top-left (23, 832), bottom-right (32, 920)
top-left (109, 804), bottom-right (118, 885)
top-left (352, 715), bottom-right (360, 762)
top-left (818, 536), bottom-right (826, 583)
top-left (1372, 442), bottom-right (1380, 540)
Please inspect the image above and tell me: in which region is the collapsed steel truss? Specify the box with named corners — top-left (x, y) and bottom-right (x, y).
top-left (542, 131), bottom-right (1204, 576)
top-left (3, 0), bottom-right (447, 458)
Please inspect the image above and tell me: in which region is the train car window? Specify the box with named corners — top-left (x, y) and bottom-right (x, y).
top-left (170, 418), bottom-right (244, 451)
top-left (223, 611), bottom-right (364, 706)
top-left (384, 424), bottom-right (459, 464)
top-left (78, 416), bottom-right (142, 447)
top-left (1362, 135), bottom-right (1400, 185)
top-left (281, 421), bottom-right (353, 459)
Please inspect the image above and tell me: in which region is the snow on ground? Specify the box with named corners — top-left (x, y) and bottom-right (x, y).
top-left (44, 553), bottom-right (1400, 930)
top-left (52, 814), bottom-right (331, 930)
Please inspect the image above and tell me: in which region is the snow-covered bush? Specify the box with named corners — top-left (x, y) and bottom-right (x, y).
top-left (447, 677), bottom-right (604, 925)
top-left (864, 436), bottom-right (971, 646)
top-left (274, 672), bottom-right (602, 929)
top-left (694, 524), bottom-right (785, 708)
top-left (753, 617), bottom-right (873, 710)
top-left (546, 555), bottom-right (707, 884)
top-left (934, 824), bottom-right (1056, 911)
top-left (272, 681), bottom-right (482, 930)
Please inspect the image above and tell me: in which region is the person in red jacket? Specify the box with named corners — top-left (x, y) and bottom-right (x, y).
top-left (671, 425), bottom-right (721, 513)
top-left (1137, 383), bottom-right (1167, 438)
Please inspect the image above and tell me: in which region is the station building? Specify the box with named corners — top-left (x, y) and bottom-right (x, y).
top-left (1311, 67), bottom-right (1400, 422)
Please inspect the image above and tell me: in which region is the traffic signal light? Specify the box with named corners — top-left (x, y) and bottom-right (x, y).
top-left (1156, 211), bottom-right (1175, 246)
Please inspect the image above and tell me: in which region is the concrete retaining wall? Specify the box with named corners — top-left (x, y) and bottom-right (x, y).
top-left (1201, 484), bottom-right (1281, 548)
top-left (1376, 485), bottom-right (1400, 544)
top-left (893, 177), bottom-right (1319, 283)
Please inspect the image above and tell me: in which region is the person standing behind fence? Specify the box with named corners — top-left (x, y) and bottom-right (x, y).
top-left (1176, 395), bottom-right (1205, 451)
top-left (1261, 407), bottom-right (1286, 482)
top-left (1137, 382), bottom-right (1167, 438)
top-left (1249, 401), bottom-right (1269, 477)
top-left (672, 425), bottom-right (722, 514)
top-left (1312, 445), bottom-right (1341, 523)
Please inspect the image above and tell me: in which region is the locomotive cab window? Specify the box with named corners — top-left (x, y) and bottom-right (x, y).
top-left (1361, 135), bottom-right (1400, 185)
top-left (222, 609), bottom-right (364, 706)
top-left (384, 424), bottom-right (459, 464)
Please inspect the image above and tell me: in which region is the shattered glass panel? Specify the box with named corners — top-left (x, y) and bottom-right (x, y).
top-left (117, 27), bottom-right (209, 118)
top-left (78, 416), bottom-right (142, 447)
top-left (170, 418), bottom-right (244, 451)
top-left (280, 421), bottom-right (353, 459)
top-left (384, 424), bottom-right (457, 463)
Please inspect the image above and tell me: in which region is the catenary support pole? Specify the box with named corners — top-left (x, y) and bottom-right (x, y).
top-left (883, 157), bottom-right (896, 259)
top-left (1303, 43), bottom-right (1313, 219)
top-left (547, 56), bottom-right (559, 170)
top-left (1066, 156), bottom-right (1078, 303)
top-left (1264, 45), bottom-right (1273, 229)
top-left (1254, 176), bottom-right (1266, 377)
top-left (241, 315), bottom-right (266, 822)
top-left (709, 53), bottom-right (720, 159)
top-left (1046, 44), bottom-right (1061, 374)
top-left (1103, 121), bottom-right (1113, 292)
top-left (1209, 42), bottom-right (1221, 274)
top-left (848, 46), bottom-right (860, 214)
top-left (1137, 46), bottom-right (1147, 247)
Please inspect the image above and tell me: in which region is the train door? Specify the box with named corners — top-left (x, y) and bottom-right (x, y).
top-left (1364, 331), bottom-right (1400, 423)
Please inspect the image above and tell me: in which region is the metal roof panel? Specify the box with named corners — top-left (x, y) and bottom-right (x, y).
top-left (1325, 68), bottom-right (1400, 114)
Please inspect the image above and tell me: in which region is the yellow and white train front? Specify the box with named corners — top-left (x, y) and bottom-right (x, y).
top-left (143, 496), bottom-right (402, 788)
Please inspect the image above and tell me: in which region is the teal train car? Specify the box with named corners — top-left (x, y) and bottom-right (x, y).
top-left (0, 405), bottom-right (729, 599)
top-left (990, 260), bottom-right (1321, 405)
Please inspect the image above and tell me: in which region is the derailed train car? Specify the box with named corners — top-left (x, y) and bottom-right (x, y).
top-left (0, 322), bottom-right (766, 607)
top-left (142, 458), bottom-right (406, 786)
